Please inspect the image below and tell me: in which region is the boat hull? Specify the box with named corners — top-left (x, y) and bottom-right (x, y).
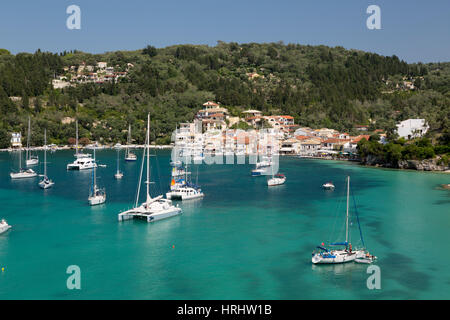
top-left (312, 250), bottom-right (365, 264)
top-left (10, 171), bottom-right (37, 179)
top-left (118, 206), bottom-right (182, 222)
top-left (0, 224), bottom-right (11, 235)
top-left (166, 191), bottom-right (204, 200)
top-left (89, 195), bottom-right (106, 206)
top-left (268, 177), bottom-right (286, 186)
top-left (26, 159), bottom-right (39, 166)
top-left (39, 180), bottom-right (54, 189)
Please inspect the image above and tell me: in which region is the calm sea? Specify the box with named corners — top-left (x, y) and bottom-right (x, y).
top-left (0, 149), bottom-right (449, 299)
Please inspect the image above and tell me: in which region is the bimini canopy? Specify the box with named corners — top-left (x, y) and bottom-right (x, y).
top-left (330, 242), bottom-right (348, 246)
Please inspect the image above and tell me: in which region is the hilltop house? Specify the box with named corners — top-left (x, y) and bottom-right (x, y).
top-left (195, 101), bottom-right (229, 131)
top-left (396, 119), bottom-right (429, 140)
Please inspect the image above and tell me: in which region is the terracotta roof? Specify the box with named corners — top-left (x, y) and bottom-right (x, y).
top-left (351, 135), bottom-right (371, 143)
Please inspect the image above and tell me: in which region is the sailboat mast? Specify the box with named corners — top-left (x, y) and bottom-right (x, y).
top-left (44, 129), bottom-right (47, 177)
top-left (346, 176), bottom-right (350, 243)
top-left (26, 116), bottom-right (31, 160)
top-left (75, 120), bottom-right (79, 157)
top-left (116, 149), bottom-right (119, 173)
top-left (146, 113), bottom-right (151, 205)
top-left (93, 147), bottom-right (97, 190)
top-left (127, 124), bottom-right (131, 157)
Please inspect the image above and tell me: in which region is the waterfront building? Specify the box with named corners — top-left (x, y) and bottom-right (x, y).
top-left (10, 132), bottom-right (22, 148)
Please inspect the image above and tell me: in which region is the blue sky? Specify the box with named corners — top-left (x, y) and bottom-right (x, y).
top-left (0, 0), bottom-right (449, 62)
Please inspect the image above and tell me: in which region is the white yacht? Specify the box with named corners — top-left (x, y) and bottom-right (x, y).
top-left (38, 129), bottom-right (55, 189)
top-left (67, 120), bottom-right (96, 170)
top-left (118, 113), bottom-right (181, 223)
top-left (0, 219), bottom-right (11, 235)
top-left (88, 149), bottom-right (106, 205)
top-left (125, 124), bottom-right (137, 161)
top-left (10, 148), bottom-right (37, 179)
top-left (67, 156), bottom-right (97, 170)
top-left (312, 177), bottom-right (368, 264)
top-left (25, 117), bottom-right (39, 166)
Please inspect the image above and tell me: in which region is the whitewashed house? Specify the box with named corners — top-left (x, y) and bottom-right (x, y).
top-left (396, 119), bottom-right (429, 139)
top-left (11, 132), bottom-right (22, 148)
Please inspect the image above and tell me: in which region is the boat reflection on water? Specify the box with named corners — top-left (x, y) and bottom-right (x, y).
top-left (311, 261), bottom-right (367, 276)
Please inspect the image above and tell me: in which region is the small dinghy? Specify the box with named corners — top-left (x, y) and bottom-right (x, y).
top-left (355, 253), bottom-right (377, 264)
top-left (322, 182), bottom-right (335, 190)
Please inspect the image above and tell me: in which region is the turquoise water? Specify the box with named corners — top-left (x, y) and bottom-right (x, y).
top-left (0, 149), bottom-right (449, 300)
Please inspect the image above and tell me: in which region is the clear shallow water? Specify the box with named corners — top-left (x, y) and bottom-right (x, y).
top-left (0, 149), bottom-right (449, 299)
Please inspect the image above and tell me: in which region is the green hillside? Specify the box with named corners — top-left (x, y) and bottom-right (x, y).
top-left (0, 42), bottom-right (448, 149)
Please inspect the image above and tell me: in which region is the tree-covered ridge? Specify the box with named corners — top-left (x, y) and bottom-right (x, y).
top-left (0, 42), bottom-right (448, 150)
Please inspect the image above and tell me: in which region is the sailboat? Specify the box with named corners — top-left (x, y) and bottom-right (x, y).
top-left (114, 148), bottom-right (124, 179)
top-left (38, 129), bottom-right (55, 189)
top-left (10, 146), bottom-right (37, 179)
top-left (118, 113), bottom-right (182, 222)
top-left (0, 219), bottom-right (11, 235)
top-left (166, 161), bottom-right (204, 200)
top-left (125, 124), bottom-right (137, 161)
top-left (312, 176), bottom-right (375, 264)
top-left (67, 120), bottom-right (96, 170)
top-left (251, 156), bottom-right (272, 176)
top-left (88, 148), bottom-right (106, 205)
top-left (25, 117), bottom-right (39, 166)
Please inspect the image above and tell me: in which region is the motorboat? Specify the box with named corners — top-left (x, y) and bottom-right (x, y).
top-left (67, 120), bottom-right (95, 169)
top-left (67, 156), bottom-right (97, 170)
top-left (322, 182), bottom-right (335, 190)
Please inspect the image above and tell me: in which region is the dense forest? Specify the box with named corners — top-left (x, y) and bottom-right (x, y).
top-left (0, 43), bottom-right (449, 155)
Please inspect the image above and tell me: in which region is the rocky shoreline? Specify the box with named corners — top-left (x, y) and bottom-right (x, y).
top-left (361, 154), bottom-right (450, 172)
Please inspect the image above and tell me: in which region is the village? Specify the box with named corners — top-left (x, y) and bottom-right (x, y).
top-left (51, 61), bottom-right (134, 89)
top-left (172, 101), bottom-right (430, 161)
top-left (6, 100), bottom-right (430, 163)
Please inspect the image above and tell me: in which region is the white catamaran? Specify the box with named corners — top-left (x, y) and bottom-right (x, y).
top-left (88, 148), bottom-right (106, 206)
top-left (67, 120), bottom-right (97, 170)
top-left (125, 124), bottom-right (137, 162)
top-left (312, 176), bottom-right (376, 264)
top-left (38, 129), bottom-right (55, 189)
top-left (166, 162), bottom-right (204, 200)
top-left (118, 113), bottom-right (181, 223)
top-left (25, 117), bottom-right (39, 166)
